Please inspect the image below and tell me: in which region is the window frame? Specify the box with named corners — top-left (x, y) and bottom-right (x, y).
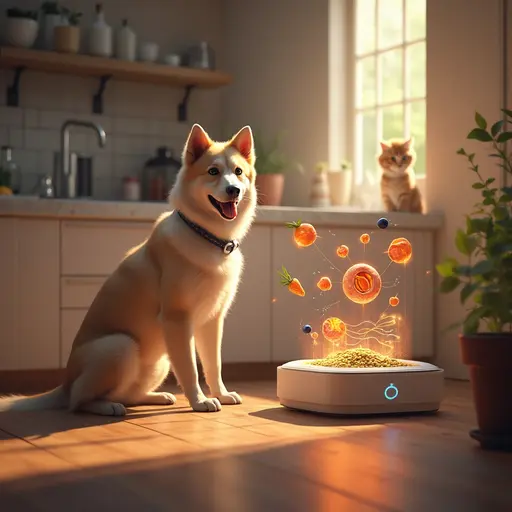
top-left (349, 0), bottom-right (427, 186)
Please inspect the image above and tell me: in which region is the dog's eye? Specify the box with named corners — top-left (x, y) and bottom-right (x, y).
top-left (208, 167), bottom-right (220, 176)
top-left (234, 167), bottom-right (243, 176)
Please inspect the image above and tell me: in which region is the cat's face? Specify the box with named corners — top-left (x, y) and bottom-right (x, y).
top-left (378, 139), bottom-right (415, 176)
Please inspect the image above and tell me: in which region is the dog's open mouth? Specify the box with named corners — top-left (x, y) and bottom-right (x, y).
top-left (208, 195), bottom-right (238, 220)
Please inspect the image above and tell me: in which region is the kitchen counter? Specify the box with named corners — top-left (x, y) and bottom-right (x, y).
top-left (0, 196), bottom-right (444, 230)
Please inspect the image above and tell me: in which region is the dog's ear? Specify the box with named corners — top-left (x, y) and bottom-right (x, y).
top-left (183, 124), bottom-right (213, 165)
top-left (229, 126), bottom-right (255, 165)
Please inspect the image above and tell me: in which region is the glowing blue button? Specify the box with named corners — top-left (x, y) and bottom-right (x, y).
top-left (384, 383), bottom-right (399, 400)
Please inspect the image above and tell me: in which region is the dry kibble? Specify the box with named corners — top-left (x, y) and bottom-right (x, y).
top-left (308, 347), bottom-right (415, 368)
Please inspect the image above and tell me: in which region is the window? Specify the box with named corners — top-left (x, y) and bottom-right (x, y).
top-left (353, 0), bottom-right (426, 185)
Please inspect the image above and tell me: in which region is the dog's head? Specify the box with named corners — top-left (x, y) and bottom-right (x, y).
top-left (170, 124), bottom-right (257, 240)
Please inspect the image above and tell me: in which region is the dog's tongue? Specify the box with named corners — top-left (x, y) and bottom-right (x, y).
top-left (219, 201), bottom-right (238, 220)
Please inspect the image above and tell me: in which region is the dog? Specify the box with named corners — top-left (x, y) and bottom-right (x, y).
top-left (0, 123), bottom-right (258, 416)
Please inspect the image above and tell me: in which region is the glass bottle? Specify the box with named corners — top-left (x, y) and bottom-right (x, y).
top-left (0, 146), bottom-right (21, 194)
top-left (141, 146), bottom-right (181, 201)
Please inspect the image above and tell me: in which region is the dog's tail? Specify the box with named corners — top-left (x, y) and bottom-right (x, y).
top-left (0, 386), bottom-right (67, 412)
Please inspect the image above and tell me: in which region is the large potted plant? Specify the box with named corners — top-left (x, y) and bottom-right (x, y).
top-left (254, 131), bottom-right (298, 206)
top-left (436, 110), bottom-right (512, 451)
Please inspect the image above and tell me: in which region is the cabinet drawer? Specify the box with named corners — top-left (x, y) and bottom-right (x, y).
top-left (60, 309), bottom-right (87, 367)
top-left (61, 277), bottom-right (105, 308)
top-left (61, 220), bottom-right (153, 276)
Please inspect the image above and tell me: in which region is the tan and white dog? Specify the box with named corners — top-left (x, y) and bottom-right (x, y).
top-left (0, 123), bottom-right (258, 416)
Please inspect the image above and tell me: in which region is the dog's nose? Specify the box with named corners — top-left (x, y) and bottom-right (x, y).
top-left (226, 185), bottom-right (240, 199)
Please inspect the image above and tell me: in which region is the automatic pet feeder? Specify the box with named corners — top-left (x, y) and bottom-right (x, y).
top-left (276, 221), bottom-right (444, 416)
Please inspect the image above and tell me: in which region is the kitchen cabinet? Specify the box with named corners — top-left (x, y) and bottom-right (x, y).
top-left (0, 218), bottom-right (60, 370)
top-left (270, 226), bottom-right (435, 362)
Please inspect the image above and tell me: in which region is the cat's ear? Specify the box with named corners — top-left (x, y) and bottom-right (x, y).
top-left (183, 124), bottom-right (213, 165)
top-left (380, 141), bottom-right (390, 152)
top-left (403, 138), bottom-right (414, 151)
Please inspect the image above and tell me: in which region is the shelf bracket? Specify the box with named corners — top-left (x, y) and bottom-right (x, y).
top-left (6, 67), bottom-right (25, 107)
top-left (92, 75), bottom-right (112, 115)
top-left (178, 85), bottom-right (195, 122)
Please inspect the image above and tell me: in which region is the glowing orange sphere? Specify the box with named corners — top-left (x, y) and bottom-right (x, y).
top-left (336, 245), bottom-right (349, 258)
top-left (311, 331), bottom-right (319, 340)
top-left (388, 237), bottom-right (412, 264)
top-left (342, 263), bottom-right (382, 305)
top-left (389, 296), bottom-right (400, 307)
top-left (322, 317), bottom-right (346, 343)
top-left (360, 233), bottom-right (370, 244)
top-left (317, 276), bottom-right (332, 291)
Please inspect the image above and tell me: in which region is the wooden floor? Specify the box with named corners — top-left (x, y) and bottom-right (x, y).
top-left (0, 380), bottom-right (511, 512)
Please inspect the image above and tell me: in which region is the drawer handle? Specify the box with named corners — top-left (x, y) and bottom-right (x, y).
top-left (64, 278), bottom-right (105, 286)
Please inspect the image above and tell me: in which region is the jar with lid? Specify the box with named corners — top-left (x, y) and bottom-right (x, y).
top-left (123, 176), bottom-right (140, 201)
top-left (140, 146), bottom-right (181, 202)
top-left (0, 146), bottom-right (21, 194)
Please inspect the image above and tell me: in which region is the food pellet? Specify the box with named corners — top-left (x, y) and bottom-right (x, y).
top-left (308, 347), bottom-right (415, 368)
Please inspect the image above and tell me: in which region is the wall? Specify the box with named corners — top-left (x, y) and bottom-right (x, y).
top-left (0, 0), bottom-right (224, 199)
top-left (426, 0), bottom-right (503, 378)
top-left (221, 0), bottom-right (330, 207)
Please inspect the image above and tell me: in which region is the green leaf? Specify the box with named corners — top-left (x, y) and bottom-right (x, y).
top-left (493, 205), bottom-right (509, 220)
top-left (441, 321), bottom-right (462, 334)
top-left (467, 128), bottom-right (493, 142)
top-left (497, 131), bottom-right (512, 143)
top-left (503, 186), bottom-right (512, 195)
top-left (456, 148), bottom-right (467, 156)
top-left (463, 307), bottom-right (487, 334)
top-left (436, 258), bottom-right (458, 277)
top-left (475, 112), bottom-right (487, 130)
top-left (454, 264), bottom-right (472, 277)
top-left (460, 282), bottom-right (479, 304)
top-left (483, 196), bottom-right (494, 206)
top-left (455, 229), bottom-right (478, 256)
top-left (470, 259), bottom-right (493, 276)
top-left (466, 217), bottom-right (490, 234)
top-left (502, 108), bottom-right (512, 118)
top-left (499, 193), bottom-right (512, 203)
top-left (472, 182), bottom-right (485, 189)
top-left (486, 177), bottom-right (496, 185)
top-left (491, 120), bottom-right (504, 136)
top-left (439, 276), bottom-right (461, 293)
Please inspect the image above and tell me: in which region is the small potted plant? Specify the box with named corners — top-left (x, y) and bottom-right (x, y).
top-left (39, 1), bottom-right (66, 50)
top-left (254, 131), bottom-right (300, 206)
top-left (436, 110), bottom-right (512, 451)
top-left (4, 8), bottom-right (39, 48)
top-left (54, 8), bottom-right (82, 54)
top-left (325, 159), bottom-right (353, 206)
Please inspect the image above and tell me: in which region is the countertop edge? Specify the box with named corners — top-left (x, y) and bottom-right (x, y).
top-left (0, 198), bottom-right (445, 230)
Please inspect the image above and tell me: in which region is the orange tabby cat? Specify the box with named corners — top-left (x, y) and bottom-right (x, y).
top-left (378, 138), bottom-right (424, 213)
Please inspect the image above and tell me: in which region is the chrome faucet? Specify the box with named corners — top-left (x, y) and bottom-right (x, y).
top-left (54, 119), bottom-right (107, 198)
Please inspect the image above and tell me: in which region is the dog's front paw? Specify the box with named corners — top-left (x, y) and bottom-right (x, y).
top-left (191, 397), bottom-right (222, 412)
top-left (215, 391), bottom-right (242, 405)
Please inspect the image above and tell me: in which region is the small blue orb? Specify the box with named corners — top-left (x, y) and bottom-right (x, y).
top-left (377, 217), bottom-right (389, 229)
top-left (302, 324), bottom-right (312, 334)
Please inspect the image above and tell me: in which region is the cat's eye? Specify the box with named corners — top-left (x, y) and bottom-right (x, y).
top-left (234, 167), bottom-right (243, 176)
top-left (402, 156), bottom-right (407, 161)
top-left (208, 167), bottom-right (220, 175)
top-left (391, 156), bottom-right (397, 162)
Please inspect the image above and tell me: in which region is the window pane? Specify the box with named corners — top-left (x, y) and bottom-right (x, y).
top-left (356, 56), bottom-right (376, 108)
top-left (380, 49), bottom-right (403, 104)
top-left (409, 100), bottom-right (426, 176)
top-left (360, 110), bottom-right (377, 174)
top-left (406, 41), bottom-right (426, 99)
top-left (356, 0), bottom-right (376, 55)
top-left (382, 104), bottom-right (403, 140)
top-left (406, 0), bottom-right (426, 41)
top-left (377, 0), bottom-right (403, 49)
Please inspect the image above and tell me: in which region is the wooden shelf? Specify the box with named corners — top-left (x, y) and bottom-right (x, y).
top-left (0, 46), bottom-right (233, 120)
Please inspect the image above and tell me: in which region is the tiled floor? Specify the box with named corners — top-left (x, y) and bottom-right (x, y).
top-left (0, 380), bottom-right (511, 512)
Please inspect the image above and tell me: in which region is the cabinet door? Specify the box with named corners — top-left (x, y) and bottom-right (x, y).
top-left (0, 218), bottom-right (60, 370)
top-left (222, 226), bottom-right (272, 362)
top-left (61, 220), bottom-right (153, 276)
top-left (60, 309), bottom-right (87, 367)
top-left (271, 226), bottom-right (435, 362)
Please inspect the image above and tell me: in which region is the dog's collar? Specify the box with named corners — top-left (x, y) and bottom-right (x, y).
top-left (176, 210), bottom-right (240, 255)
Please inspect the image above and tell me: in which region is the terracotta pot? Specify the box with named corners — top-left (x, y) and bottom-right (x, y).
top-left (256, 173), bottom-right (284, 206)
top-left (54, 25), bottom-right (80, 54)
top-left (459, 333), bottom-right (512, 450)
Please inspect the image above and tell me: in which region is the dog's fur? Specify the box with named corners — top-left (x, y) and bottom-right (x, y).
top-left (0, 124), bottom-right (258, 416)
